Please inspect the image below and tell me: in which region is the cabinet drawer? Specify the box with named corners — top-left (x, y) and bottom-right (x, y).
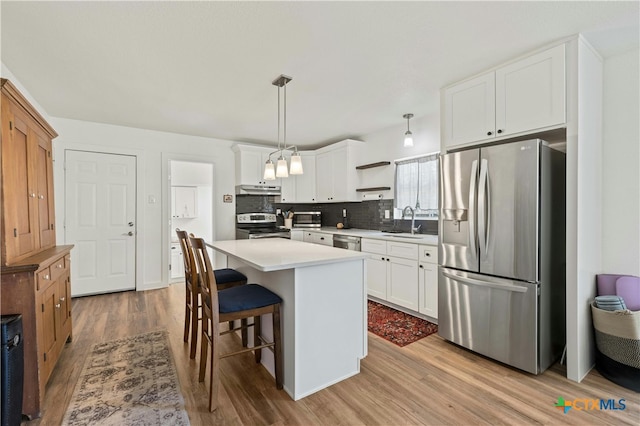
top-left (49, 256), bottom-right (66, 281)
top-left (361, 238), bottom-right (386, 255)
top-left (37, 267), bottom-right (53, 291)
top-left (386, 241), bottom-right (418, 260)
top-left (419, 245), bottom-right (438, 264)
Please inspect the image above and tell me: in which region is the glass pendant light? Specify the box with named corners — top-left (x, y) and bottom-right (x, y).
top-left (276, 154), bottom-right (289, 178)
top-left (403, 113), bottom-right (414, 147)
top-left (289, 151), bottom-right (303, 175)
top-left (262, 74), bottom-right (304, 179)
top-left (263, 159), bottom-right (276, 180)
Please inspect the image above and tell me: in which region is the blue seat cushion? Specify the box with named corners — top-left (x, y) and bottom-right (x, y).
top-left (218, 284), bottom-right (282, 314)
top-left (214, 268), bottom-right (247, 285)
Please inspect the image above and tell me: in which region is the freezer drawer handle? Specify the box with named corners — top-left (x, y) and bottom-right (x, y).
top-left (442, 270), bottom-right (528, 293)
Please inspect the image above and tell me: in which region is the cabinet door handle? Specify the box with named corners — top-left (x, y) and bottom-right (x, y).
top-left (44, 274), bottom-right (50, 280)
top-left (38, 194), bottom-right (45, 199)
top-left (487, 131), bottom-right (493, 136)
top-left (59, 297), bottom-right (65, 302)
top-left (497, 129), bottom-right (503, 134)
top-left (419, 265), bottom-right (424, 268)
top-left (55, 303), bottom-right (61, 309)
top-left (425, 252), bottom-right (431, 257)
top-left (30, 193), bottom-right (36, 198)
top-left (57, 264), bottom-right (63, 268)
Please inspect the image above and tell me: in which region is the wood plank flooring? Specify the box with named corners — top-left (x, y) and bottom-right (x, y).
top-left (24, 284), bottom-right (639, 425)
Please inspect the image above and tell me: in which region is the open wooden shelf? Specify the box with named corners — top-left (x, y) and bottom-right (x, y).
top-left (355, 161), bottom-right (391, 170)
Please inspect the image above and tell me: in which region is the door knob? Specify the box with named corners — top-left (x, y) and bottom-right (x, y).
top-left (127, 231), bottom-right (134, 236)
top-left (128, 222), bottom-right (134, 226)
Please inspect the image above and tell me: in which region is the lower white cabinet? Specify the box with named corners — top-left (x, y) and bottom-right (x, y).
top-left (302, 231), bottom-right (333, 246)
top-left (387, 256), bottom-right (419, 311)
top-left (418, 245), bottom-right (439, 318)
top-left (171, 243), bottom-right (184, 279)
top-left (362, 238), bottom-right (421, 312)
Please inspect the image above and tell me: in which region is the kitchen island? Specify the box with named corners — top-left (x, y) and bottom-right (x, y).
top-left (207, 238), bottom-right (368, 400)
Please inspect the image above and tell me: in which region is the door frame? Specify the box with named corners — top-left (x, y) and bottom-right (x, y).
top-left (161, 152), bottom-right (217, 286)
top-left (57, 144), bottom-right (145, 292)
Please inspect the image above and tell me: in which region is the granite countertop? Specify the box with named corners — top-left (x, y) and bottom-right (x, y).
top-left (291, 227), bottom-right (439, 246)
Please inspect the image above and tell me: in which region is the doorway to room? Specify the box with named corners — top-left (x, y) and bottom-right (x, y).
top-left (168, 160), bottom-right (214, 283)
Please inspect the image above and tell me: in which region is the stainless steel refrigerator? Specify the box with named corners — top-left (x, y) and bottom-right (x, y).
top-left (438, 138), bottom-right (565, 374)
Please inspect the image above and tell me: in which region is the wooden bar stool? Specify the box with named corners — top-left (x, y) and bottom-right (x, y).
top-left (176, 229), bottom-right (247, 358)
top-left (189, 236), bottom-right (283, 412)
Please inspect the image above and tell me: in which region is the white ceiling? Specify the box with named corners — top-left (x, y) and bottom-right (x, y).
top-left (1, 1), bottom-right (638, 149)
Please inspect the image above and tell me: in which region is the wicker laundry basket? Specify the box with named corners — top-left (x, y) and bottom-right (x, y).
top-left (591, 302), bottom-right (640, 391)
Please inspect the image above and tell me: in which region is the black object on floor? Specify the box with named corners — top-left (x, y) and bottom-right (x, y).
top-left (1, 314), bottom-right (24, 426)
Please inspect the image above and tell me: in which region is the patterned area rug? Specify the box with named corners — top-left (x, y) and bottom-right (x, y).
top-left (62, 330), bottom-right (190, 426)
top-left (368, 301), bottom-right (438, 347)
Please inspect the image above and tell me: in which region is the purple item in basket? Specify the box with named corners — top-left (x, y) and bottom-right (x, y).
top-left (615, 276), bottom-right (640, 311)
top-left (596, 274), bottom-right (627, 296)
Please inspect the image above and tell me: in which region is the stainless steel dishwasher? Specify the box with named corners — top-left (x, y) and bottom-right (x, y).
top-left (333, 235), bottom-right (361, 251)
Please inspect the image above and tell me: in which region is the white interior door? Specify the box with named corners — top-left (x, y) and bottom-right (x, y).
top-left (65, 150), bottom-right (136, 296)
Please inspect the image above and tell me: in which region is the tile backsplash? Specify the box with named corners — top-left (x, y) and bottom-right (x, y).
top-left (236, 195), bottom-right (437, 235)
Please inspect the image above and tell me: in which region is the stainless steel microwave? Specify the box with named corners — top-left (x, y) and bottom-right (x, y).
top-left (293, 211), bottom-right (322, 228)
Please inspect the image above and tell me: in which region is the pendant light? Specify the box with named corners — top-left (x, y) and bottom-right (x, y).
top-left (263, 74), bottom-right (304, 180)
top-left (403, 113), bottom-right (414, 147)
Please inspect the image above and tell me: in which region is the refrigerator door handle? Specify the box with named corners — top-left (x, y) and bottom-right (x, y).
top-left (442, 270), bottom-right (528, 293)
top-left (478, 158), bottom-right (490, 257)
top-left (468, 160), bottom-right (478, 260)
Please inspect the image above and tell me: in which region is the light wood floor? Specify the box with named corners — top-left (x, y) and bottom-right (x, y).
top-left (26, 284), bottom-right (638, 426)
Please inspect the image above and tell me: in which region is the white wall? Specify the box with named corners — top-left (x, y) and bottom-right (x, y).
top-left (601, 48), bottom-right (640, 276)
top-left (355, 113), bottom-right (441, 196)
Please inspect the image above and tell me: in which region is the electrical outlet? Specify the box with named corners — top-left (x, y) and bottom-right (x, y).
top-left (276, 208), bottom-right (282, 215)
top-left (384, 210), bottom-right (390, 219)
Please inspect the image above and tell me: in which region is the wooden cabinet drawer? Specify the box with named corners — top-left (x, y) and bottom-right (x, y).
top-left (37, 267), bottom-right (52, 291)
top-left (386, 241), bottom-right (418, 260)
top-left (49, 256), bottom-right (66, 281)
top-left (419, 245), bottom-right (438, 264)
top-left (361, 238), bottom-right (386, 255)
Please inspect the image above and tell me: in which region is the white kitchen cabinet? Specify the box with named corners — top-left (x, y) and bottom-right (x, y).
top-left (303, 231), bottom-right (332, 246)
top-left (361, 238), bottom-right (419, 311)
top-left (365, 254), bottom-right (387, 299)
top-left (418, 245), bottom-right (438, 319)
top-left (171, 186), bottom-right (197, 218)
top-left (233, 144), bottom-right (274, 185)
top-left (294, 153), bottom-right (316, 203)
top-left (289, 229), bottom-right (304, 241)
top-left (315, 140), bottom-right (363, 202)
top-left (171, 243), bottom-right (185, 279)
top-left (442, 44), bottom-right (565, 150)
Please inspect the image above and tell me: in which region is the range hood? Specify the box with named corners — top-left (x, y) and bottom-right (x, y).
top-left (235, 184), bottom-right (281, 196)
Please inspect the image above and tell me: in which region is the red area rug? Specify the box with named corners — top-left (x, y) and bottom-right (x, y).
top-left (367, 300), bottom-right (438, 347)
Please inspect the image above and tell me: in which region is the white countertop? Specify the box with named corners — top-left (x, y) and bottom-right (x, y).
top-left (208, 238), bottom-right (368, 272)
top-left (291, 227), bottom-right (439, 246)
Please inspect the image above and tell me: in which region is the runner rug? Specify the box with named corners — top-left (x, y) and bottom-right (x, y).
top-left (62, 330), bottom-right (190, 426)
top-left (367, 300), bottom-right (438, 347)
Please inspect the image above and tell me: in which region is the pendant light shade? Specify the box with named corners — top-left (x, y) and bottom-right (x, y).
top-left (262, 74), bottom-right (304, 180)
top-left (403, 113), bottom-right (414, 147)
top-left (289, 151), bottom-right (303, 175)
top-left (263, 159), bottom-right (276, 180)
top-left (276, 155), bottom-right (289, 178)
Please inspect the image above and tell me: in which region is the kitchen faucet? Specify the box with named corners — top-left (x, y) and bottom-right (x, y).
top-left (402, 205), bottom-right (422, 235)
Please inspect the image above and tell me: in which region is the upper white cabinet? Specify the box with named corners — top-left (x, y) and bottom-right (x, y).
top-left (279, 152), bottom-right (316, 203)
top-left (294, 153), bottom-right (316, 203)
top-left (171, 186), bottom-right (197, 218)
top-left (233, 144), bottom-right (274, 186)
top-left (315, 140), bottom-right (364, 203)
top-left (442, 44), bottom-right (566, 150)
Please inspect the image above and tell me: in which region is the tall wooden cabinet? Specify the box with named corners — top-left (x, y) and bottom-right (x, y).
top-left (1, 78), bottom-right (73, 419)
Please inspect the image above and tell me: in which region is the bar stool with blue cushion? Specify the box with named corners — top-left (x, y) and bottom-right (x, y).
top-left (189, 236), bottom-right (283, 412)
top-left (176, 229), bottom-right (247, 358)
